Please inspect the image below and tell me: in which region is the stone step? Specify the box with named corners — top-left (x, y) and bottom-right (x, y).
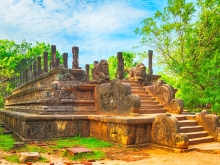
top-left (174, 115), bottom-right (187, 121)
top-left (120, 80), bottom-right (139, 85)
top-left (178, 120), bottom-right (198, 127)
top-left (141, 101), bottom-right (160, 105)
top-left (132, 91), bottom-right (148, 94)
top-left (141, 104), bottom-right (164, 109)
top-left (180, 126), bottom-right (203, 133)
top-left (185, 131), bottom-right (208, 139)
top-left (139, 109), bottom-right (167, 114)
top-left (188, 136), bottom-right (214, 145)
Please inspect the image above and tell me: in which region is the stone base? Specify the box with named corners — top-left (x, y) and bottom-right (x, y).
top-left (0, 110), bottom-right (154, 147)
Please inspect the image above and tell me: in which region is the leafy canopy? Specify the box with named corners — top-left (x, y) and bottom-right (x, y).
top-left (136, 0), bottom-right (220, 114)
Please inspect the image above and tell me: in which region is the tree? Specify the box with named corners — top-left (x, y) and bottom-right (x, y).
top-left (136, 0), bottom-right (220, 114)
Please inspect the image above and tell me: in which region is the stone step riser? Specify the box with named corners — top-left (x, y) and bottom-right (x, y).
top-left (139, 110), bottom-right (167, 114)
top-left (186, 132), bottom-right (208, 139)
top-left (189, 137), bottom-right (214, 145)
top-left (180, 126), bottom-right (203, 133)
top-left (141, 102), bottom-right (160, 105)
top-left (141, 105), bottom-right (164, 109)
top-left (178, 121), bottom-right (198, 127)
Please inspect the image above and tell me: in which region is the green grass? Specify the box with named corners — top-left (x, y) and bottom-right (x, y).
top-left (38, 156), bottom-right (49, 163)
top-left (4, 155), bottom-right (20, 163)
top-left (18, 145), bottom-right (48, 153)
top-left (0, 127), bottom-right (15, 151)
top-left (53, 136), bottom-right (113, 149)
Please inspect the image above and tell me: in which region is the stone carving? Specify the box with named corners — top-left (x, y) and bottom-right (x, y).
top-left (152, 114), bottom-right (189, 149)
top-left (89, 60), bottom-right (110, 84)
top-left (97, 79), bottom-right (141, 115)
top-left (169, 99), bottom-right (184, 114)
top-left (195, 110), bottom-right (220, 136)
top-left (128, 63), bottom-right (151, 85)
top-left (129, 63), bottom-right (147, 80)
top-left (145, 80), bottom-right (184, 114)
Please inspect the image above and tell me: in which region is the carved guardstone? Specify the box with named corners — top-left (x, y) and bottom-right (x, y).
top-left (96, 79), bottom-right (141, 115)
top-left (152, 114), bottom-right (188, 149)
top-left (145, 80), bottom-right (184, 114)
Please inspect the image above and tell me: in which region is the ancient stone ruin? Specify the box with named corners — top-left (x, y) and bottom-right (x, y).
top-left (0, 45), bottom-right (219, 150)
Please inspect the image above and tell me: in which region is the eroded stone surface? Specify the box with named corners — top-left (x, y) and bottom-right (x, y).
top-left (196, 110), bottom-right (220, 136)
top-left (96, 79), bottom-right (141, 115)
top-left (151, 114), bottom-right (188, 149)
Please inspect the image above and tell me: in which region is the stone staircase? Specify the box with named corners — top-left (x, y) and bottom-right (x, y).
top-left (121, 80), bottom-right (166, 114)
top-left (121, 80), bottom-right (215, 146)
top-left (176, 115), bottom-right (214, 145)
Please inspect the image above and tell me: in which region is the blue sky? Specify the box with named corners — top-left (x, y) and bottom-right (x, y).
top-left (0, 0), bottom-right (167, 69)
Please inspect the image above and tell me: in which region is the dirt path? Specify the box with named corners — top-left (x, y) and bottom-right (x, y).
top-left (1, 147), bottom-right (220, 165)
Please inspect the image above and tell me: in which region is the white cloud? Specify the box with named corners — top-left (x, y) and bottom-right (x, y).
top-left (0, 0), bottom-right (166, 68)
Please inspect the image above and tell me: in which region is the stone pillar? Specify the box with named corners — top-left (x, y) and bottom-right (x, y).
top-left (56, 58), bottom-right (60, 67)
top-left (94, 61), bottom-right (98, 66)
top-left (22, 71), bottom-right (26, 84)
top-left (72, 46), bottom-right (79, 69)
top-left (37, 56), bottom-right (42, 76)
top-left (63, 53), bottom-right (68, 68)
top-left (29, 65), bottom-right (33, 80)
top-left (20, 72), bottom-right (22, 85)
top-left (117, 52), bottom-right (124, 80)
top-left (51, 45), bottom-right (56, 69)
top-left (85, 64), bottom-right (90, 82)
top-left (43, 52), bottom-right (48, 73)
top-left (25, 69), bottom-right (28, 82)
top-left (33, 61), bottom-right (37, 78)
top-left (148, 50), bottom-right (153, 75)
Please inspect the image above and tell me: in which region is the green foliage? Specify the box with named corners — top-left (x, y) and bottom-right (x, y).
top-left (136, 0), bottom-right (220, 114)
top-left (4, 155), bottom-right (20, 163)
top-left (107, 51), bottom-right (140, 79)
top-left (53, 137), bottom-right (113, 149)
top-left (0, 127), bottom-right (15, 151)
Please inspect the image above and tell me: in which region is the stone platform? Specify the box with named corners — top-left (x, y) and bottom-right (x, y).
top-left (0, 110), bottom-right (156, 145)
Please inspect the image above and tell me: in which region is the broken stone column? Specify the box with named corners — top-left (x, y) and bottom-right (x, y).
top-left (25, 69), bottom-right (28, 83)
top-left (117, 52), bottom-right (124, 80)
top-left (63, 53), bottom-right (68, 68)
top-left (85, 64), bottom-right (90, 82)
top-left (72, 46), bottom-right (79, 69)
top-left (51, 45), bottom-right (56, 69)
top-left (29, 65), bottom-right (33, 80)
top-left (56, 58), bottom-right (60, 67)
top-left (33, 61), bottom-right (37, 78)
top-left (22, 71), bottom-right (25, 84)
top-left (20, 72), bottom-right (22, 85)
top-left (43, 52), bottom-right (48, 73)
top-left (148, 50), bottom-right (153, 75)
top-left (37, 57), bottom-right (42, 76)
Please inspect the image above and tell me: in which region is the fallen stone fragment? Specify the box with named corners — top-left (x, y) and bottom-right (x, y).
top-left (14, 142), bottom-right (25, 148)
top-left (18, 152), bottom-right (40, 163)
top-left (66, 147), bottom-right (93, 155)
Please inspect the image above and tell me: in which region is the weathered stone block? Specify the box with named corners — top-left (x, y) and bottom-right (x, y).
top-left (151, 114), bottom-right (188, 149)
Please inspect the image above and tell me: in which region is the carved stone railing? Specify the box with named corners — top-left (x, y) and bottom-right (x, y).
top-left (144, 80), bottom-right (184, 114)
top-left (152, 114), bottom-right (188, 149)
top-left (95, 79), bottom-right (141, 116)
top-left (195, 110), bottom-right (220, 141)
